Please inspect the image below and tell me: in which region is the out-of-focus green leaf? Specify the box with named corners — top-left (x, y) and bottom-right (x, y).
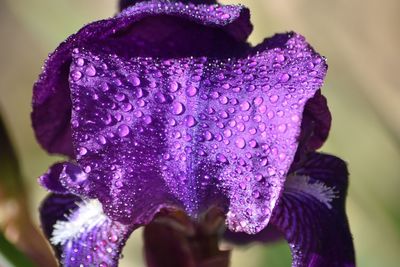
top-left (0, 110), bottom-right (24, 199)
top-left (0, 111), bottom-right (57, 267)
top-left (260, 241), bottom-right (291, 267)
top-left (0, 231), bottom-right (37, 267)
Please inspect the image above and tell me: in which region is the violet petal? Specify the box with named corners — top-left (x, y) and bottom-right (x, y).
top-left (38, 162), bottom-right (69, 194)
top-left (40, 194), bottom-right (134, 267)
top-left (32, 1), bottom-right (251, 156)
top-left (68, 31), bottom-right (327, 234)
top-left (270, 153), bottom-right (355, 267)
top-left (120, 0), bottom-right (218, 11)
top-left (301, 90), bottom-right (331, 151)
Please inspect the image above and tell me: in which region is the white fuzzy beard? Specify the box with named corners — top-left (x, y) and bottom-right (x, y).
top-left (285, 175), bottom-right (337, 209)
top-left (51, 199), bottom-right (107, 245)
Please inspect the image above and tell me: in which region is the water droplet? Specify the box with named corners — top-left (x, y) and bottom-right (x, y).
top-left (78, 147), bottom-right (87, 156)
top-left (115, 180), bottom-right (123, 188)
top-left (260, 157), bottom-right (268, 166)
top-left (121, 103), bottom-right (133, 112)
top-left (101, 83), bottom-right (109, 92)
top-left (185, 115), bottom-right (197, 127)
top-left (84, 165), bottom-right (91, 173)
top-left (204, 131), bottom-right (213, 141)
top-left (248, 140), bottom-right (257, 148)
top-left (186, 86), bottom-right (198, 97)
top-left (85, 65), bottom-right (96, 76)
top-left (240, 101), bottom-right (251, 111)
top-left (269, 95), bottom-right (279, 103)
top-left (170, 101), bottom-right (185, 115)
top-left (143, 115), bottom-right (152, 124)
top-left (169, 81), bottom-right (179, 92)
top-left (168, 118), bottom-right (177, 126)
top-left (291, 114), bottom-right (300, 122)
top-left (275, 54), bottom-right (285, 62)
top-left (253, 97), bottom-right (264, 106)
top-left (75, 58), bottom-right (85, 66)
top-left (255, 173), bottom-right (263, 182)
top-left (219, 110), bottom-right (229, 119)
top-left (223, 129), bottom-right (232, 137)
top-left (154, 92), bottom-right (167, 103)
top-left (219, 96), bottom-right (229, 105)
top-left (279, 73), bottom-right (291, 82)
top-left (117, 124), bottom-right (130, 137)
top-left (249, 127), bottom-right (257, 135)
top-left (216, 153), bottom-right (228, 163)
top-left (109, 234), bottom-right (119, 243)
top-left (239, 182), bottom-right (246, 190)
top-left (237, 123), bottom-right (245, 132)
top-left (114, 93), bottom-right (126, 102)
top-left (235, 137), bottom-right (246, 149)
top-left (134, 110), bottom-right (143, 118)
top-left (278, 124), bottom-right (287, 132)
top-left (221, 13), bottom-right (231, 19)
top-left (98, 135), bottom-right (107, 144)
top-left (130, 76), bottom-right (141, 86)
top-left (252, 190), bottom-right (261, 198)
top-left (70, 70), bottom-right (82, 81)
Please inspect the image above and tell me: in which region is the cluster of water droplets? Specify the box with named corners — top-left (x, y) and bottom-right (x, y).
top-left (68, 32), bottom-right (326, 233)
top-left (118, 0), bottom-right (243, 26)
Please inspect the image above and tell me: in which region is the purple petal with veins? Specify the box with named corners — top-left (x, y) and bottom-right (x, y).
top-left (68, 32), bottom-right (327, 234)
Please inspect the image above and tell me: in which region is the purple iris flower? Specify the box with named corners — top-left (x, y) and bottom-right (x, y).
top-left (32, 0), bottom-right (355, 266)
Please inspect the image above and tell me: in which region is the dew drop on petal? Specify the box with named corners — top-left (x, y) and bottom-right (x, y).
top-left (278, 124), bottom-right (287, 133)
top-left (117, 124), bottom-right (130, 137)
top-left (70, 70), bottom-right (82, 81)
top-left (269, 95), bottom-right (279, 103)
top-left (235, 137), bottom-right (246, 149)
top-left (185, 115), bottom-right (197, 127)
top-left (85, 65), bottom-right (96, 77)
top-left (131, 76), bottom-right (141, 86)
top-left (143, 115), bottom-right (152, 125)
top-left (186, 86), bottom-right (198, 97)
top-left (154, 92), bottom-right (167, 103)
top-left (169, 81), bottom-right (179, 92)
top-left (78, 147), bottom-right (88, 156)
top-left (216, 153), bottom-right (228, 163)
top-left (171, 101), bottom-right (185, 115)
top-left (240, 101), bottom-right (251, 111)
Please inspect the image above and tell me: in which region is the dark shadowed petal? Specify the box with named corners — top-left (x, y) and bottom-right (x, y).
top-left (301, 90), bottom-right (331, 151)
top-left (270, 153), bottom-right (355, 267)
top-left (40, 194), bottom-right (134, 267)
top-left (32, 1), bottom-right (251, 156)
top-left (38, 162), bottom-right (69, 194)
top-left (68, 32), bottom-right (327, 234)
top-left (223, 224), bottom-right (282, 245)
top-left (38, 161), bottom-right (89, 195)
top-left (144, 209), bottom-right (229, 267)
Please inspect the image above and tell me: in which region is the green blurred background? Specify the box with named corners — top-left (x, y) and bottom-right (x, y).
top-left (0, 0), bottom-right (399, 266)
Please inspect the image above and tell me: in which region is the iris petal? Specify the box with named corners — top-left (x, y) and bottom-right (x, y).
top-left (32, 1), bottom-right (251, 157)
top-left (40, 194), bottom-right (133, 267)
top-left (38, 162), bottom-right (69, 194)
top-left (68, 32), bottom-right (327, 234)
top-left (270, 153), bottom-right (355, 267)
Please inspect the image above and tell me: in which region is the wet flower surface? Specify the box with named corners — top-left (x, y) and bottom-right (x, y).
top-left (32, 0), bottom-right (355, 266)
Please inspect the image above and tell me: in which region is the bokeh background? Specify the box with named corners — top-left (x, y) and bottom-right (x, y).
top-left (0, 0), bottom-right (399, 266)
